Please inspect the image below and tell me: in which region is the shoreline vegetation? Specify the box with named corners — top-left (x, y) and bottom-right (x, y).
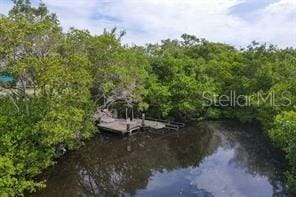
top-left (0, 1), bottom-right (295, 195)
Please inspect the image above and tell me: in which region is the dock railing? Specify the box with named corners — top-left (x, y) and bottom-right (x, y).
top-left (145, 117), bottom-right (185, 128)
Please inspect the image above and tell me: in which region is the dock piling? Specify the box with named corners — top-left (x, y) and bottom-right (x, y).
top-left (142, 113), bottom-right (145, 126)
top-left (126, 119), bottom-right (130, 131)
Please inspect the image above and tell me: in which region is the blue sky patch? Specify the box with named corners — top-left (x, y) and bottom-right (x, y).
top-left (91, 12), bottom-right (121, 23)
top-left (229, 0), bottom-right (279, 21)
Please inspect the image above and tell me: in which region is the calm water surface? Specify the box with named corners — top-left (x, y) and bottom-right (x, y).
top-left (33, 121), bottom-right (294, 196)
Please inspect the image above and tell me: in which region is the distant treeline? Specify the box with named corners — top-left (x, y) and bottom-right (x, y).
top-left (0, 0), bottom-right (295, 195)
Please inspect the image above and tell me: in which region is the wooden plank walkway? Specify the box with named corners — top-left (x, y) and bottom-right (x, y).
top-left (97, 118), bottom-right (168, 136)
top-left (97, 118), bottom-right (185, 136)
top-left (95, 109), bottom-right (185, 136)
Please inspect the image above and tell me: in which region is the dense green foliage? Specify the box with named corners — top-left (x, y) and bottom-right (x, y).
top-left (0, 1), bottom-right (295, 195)
top-left (270, 111), bottom-right (296, 186)
top-left (0, 1), bottom-right (96, 195)
top-left (145, 37), bottom-right (295, 186)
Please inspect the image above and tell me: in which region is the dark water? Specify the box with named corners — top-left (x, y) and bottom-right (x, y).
top-left (33, 121), bottom-right (293, 197)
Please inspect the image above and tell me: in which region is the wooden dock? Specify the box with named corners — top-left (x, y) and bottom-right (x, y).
top-left (95, 108), bottom-right (185, 136)
top-left (97, 117), bottom-right (184, 136)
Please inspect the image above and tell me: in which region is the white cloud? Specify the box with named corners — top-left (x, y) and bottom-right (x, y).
top-left (0, 0), bottom-right (295, 47)
top-left (225, 0), bottom-right (296, 47)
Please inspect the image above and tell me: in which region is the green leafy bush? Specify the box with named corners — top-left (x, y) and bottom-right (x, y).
top-left (269, 111), bottom-right (296, 186)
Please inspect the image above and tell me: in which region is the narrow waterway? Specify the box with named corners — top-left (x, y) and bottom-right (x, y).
top-left (33, 121), bottom-right (293, 196)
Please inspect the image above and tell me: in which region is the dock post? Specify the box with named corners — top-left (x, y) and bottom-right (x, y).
top-left (126, 118), bottom-right (130, 131)
top-left (141, 113), bottom-right (145, 126)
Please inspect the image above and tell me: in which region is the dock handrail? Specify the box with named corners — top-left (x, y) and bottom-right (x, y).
top-left (145, 117), bottom-right (185, 128)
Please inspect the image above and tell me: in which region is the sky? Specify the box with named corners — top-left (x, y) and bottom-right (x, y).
top-left (0, 0), bottom-right (295, 48)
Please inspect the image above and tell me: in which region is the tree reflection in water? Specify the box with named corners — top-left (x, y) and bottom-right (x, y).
top-left (34, 121), bottom-right (292, 196)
